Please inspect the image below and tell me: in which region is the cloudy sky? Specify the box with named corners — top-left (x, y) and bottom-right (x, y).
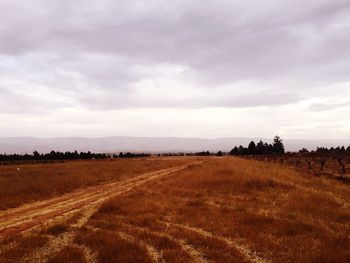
top-left (0, 0), bottom-right (350, 139)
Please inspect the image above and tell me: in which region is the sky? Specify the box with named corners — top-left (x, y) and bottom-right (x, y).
top-left (0, 0), bottom-right (350, 139)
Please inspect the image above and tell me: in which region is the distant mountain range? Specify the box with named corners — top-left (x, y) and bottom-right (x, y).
top-left (0, 136), bottom-right (349, 154)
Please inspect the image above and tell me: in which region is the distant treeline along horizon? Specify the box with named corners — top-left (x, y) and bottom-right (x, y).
top-left (229, 136), bottom-right (285, 156)
top-left (0, 135), bottom-right (350, 161)
top-left (0, 151), bottom-right (151, 162)
top-left (229, 135), bottom-right (350, 156)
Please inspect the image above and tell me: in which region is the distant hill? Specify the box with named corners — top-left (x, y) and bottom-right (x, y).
top-left (0, 136), bottom-right (349, 154)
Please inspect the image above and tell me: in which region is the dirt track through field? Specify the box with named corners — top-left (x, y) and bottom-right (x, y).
top-left (0, 163), bottom-right (194, 241)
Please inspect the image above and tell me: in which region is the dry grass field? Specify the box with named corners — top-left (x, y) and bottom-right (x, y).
top-left (0, 158), bottom-right (190, 210)
top-left (250, 155), bottom-right (350, 182)
top-left (1, 157), bottom-right (350, 263)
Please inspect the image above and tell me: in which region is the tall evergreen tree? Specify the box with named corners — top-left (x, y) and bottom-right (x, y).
top-left (272, 135), bottom-right (285, 154)
top-left (248, 141), bottom-right (256, 155)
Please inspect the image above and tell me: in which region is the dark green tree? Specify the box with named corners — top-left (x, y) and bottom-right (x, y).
top-left (272, 135), bottom-right (285, 154)
top-left (256, 140), bottom-right (265, 155)
top-left (229, 146), bottom-right (239, 155)
top-left (248, 141), bottom-right (256, 155)
top-left (33, 150), bottom-right (40, 160)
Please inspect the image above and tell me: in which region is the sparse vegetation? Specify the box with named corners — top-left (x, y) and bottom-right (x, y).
top-left (250, 150), bottom-right (350, 182)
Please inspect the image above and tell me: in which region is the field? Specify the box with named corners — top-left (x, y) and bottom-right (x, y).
top-left (0, 158), bottom-right (190, 210)
top-left (0, 157), bottom-right (350, 263)
top-left (250, 154), bottom-right (350, 183)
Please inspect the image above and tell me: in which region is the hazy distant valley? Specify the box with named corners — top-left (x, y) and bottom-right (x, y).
top-left (0, 136), bottom-right (349, 154)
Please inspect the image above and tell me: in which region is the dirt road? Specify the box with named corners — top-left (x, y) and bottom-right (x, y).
top-left (0, 163), bottom-right (193, 241)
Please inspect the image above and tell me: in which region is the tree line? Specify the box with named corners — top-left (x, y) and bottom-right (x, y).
top-left (2, 136), bottom-right (349, 161)
top-left (311, 146), bottom-right (350, 155)
top-left (0, 151), bottom-right (156, 162)
top-left (0, 150), bottom-right (108, 162)
top-left (114, 152), bottom-right (151, 158)
top-left (230, 136), bottom-right (285, 156)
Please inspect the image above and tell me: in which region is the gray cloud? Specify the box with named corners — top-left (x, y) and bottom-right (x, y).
top-left (0, 86), bottom-right (68, 114)
top-left (0, 0), bottom-right (350, 111)
top-left (308, 101), bottom-right (350, 111)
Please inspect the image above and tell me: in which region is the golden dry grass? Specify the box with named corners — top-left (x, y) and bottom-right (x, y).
top-left (77, 158), bottom-right (350, 263)
top-left (0, 157), bottom-right (189, 210)
top-left (47, 246), bottom-right (87, 263)
top-left (0, 234), bottom-right (49, 263)
top-left (1, 157), bottom-right (350, 263)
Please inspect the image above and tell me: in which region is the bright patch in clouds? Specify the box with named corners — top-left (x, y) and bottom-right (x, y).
top-left (0, 0), bottom-right (350, 139)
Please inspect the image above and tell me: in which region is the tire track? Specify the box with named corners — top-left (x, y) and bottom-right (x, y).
top-left (117, 231), bottom-right (165, 263)
top-left (165, 222), bottom-right (269, 263)
top-left (91, 222), bottom-right (208, 263)
top-left (0, 163), bottom-right (195, 241)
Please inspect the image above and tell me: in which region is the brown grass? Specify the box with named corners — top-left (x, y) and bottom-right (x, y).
top-left (1, 157), bottom-right (350, 262)
top-left (0, 157), bottom-right (189, 210)
top-left (44, 224), bottom-right (69, 236)
top-left (47, 246), bottom-right (87, 263)
top-left (0, 234), bottom-right (49, 263)
top-left (77, 230), bottom-right (152, 263)
top-left (75, 157), bottom-right (350, 263)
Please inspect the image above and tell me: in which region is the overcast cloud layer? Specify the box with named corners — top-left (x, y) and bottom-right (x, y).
top-left (0, 0), bottom-right (350, 139)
